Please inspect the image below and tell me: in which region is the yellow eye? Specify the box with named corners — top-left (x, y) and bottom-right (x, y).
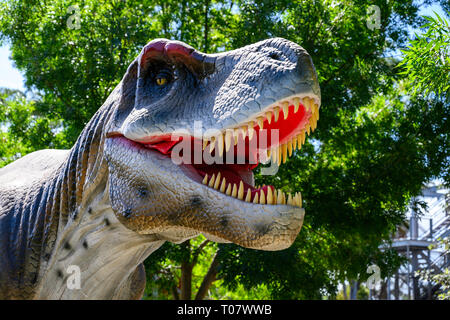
top-left (156, 77), bottom-right (167, 86)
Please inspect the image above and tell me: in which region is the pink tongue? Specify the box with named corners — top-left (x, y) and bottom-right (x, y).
top-left (144, 140), bottom-right (180, 154)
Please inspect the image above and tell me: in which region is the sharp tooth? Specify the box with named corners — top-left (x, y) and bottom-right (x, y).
top-left (257, 117), bottom-right (264, 130)
top-left (220, 177), bottom-right (227, 193)
top-left (303, 97), bottom-right (311, 112)
top-left (226, 183), bottom-right (232, 196)
top-left (214, 172), bottom-right (221, 189)
top-left (208, 174), bottom-right (216, 187)
top-left (293, 135), bottom-right (298, 150)
top-left (218, 133), bottom-right (224, 156)
top-left (301, 131), bottom-right (306, 144)
top-left (315, 104), bottom-right (320, 120)
top-left (273, 188), bottom-right (277, 204)
top-left (259, 189), bottom-right (266, 204)
top-left (277, 190), bottom-right (283, 204)
top-left (277, 146), bottom-right (282, 167)
top-left (297, 134), bottom-right (302, 150)
top-left (309, 114), bottom-right (315, 132)
top-left (281, 101), bottom-right (289, 120)
top-left (234, 128), bottom-right (239, 145)
top-left (295, 192), bottom-right (302, 207)
top-left (293, 97), bottom-right (300, 113)
top-left (209, 136), bottom-right (216, 152)
top-left (225, 130), bottom-right (233, 152)
top-left (282, 143), bottom-right (288, 164)
top-left (266, 111), bottom-right (272, 124)
top-left (253, 192), bottom-right (259, 204)
top-left (245, 189), bottom-right (252, 202)
top-left (267, 187), bottom-right (273, 204)
top-left (248, 121), bottom-right (255, 140)
top-left (272, 147), bottom-right (277, 164)
top-left (273, 107), bottom-right (280, 122)
top-left (282, 192), bottom-right (286, 204)
top-left (287, 193), bottom-right (293, 205)
top-left (287, 139), bottom-right (293, 157)
top-left (238, 181), bottom-right (244, 200)
top-left (202, 174), bottom-right (209, 185)
top-left (203, 139), bottom-right (208, 150)
top-left (231, 183), bottom-right (238, 198)
top-left (241, 126), bottom-right (248, 139)
top-left (306, 123), bottom-right (311, 136)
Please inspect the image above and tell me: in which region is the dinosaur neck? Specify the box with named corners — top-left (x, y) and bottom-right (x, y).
top-left (32, 93), bottom-right (163, 299)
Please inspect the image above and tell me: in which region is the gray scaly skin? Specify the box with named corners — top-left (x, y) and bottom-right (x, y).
top-left (0, 38), bottom-right (320, 299)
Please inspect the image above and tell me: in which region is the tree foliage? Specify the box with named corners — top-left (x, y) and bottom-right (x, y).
top-left (1, 0), bottom-right (449, 299)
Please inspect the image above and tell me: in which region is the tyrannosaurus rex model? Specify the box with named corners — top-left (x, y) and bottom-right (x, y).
top-left (0, 38), bottom-right (320, 299)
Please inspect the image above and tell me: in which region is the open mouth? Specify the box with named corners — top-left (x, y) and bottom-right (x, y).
top-left (127, 95), bottom-right (320, 208)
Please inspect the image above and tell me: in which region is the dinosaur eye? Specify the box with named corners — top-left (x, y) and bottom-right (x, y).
top-left (154, 70), bottom-right (172, 86)
top-left (156, 77), bottom-right (167, 86)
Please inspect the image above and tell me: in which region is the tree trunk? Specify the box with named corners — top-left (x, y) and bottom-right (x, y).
top-left (195, 249), bottom-right (221, 300)
top-left (180, 261), bottom-right (193, 299)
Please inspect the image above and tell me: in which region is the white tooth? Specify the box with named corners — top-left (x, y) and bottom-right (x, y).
top-left (303, 97), bottom-right (312, 112)
top-left (231, 183), bottom-right (238, 198)
top-left (281, 101), bottom-right (289, 120)
top-left (238, 181), bottom-right (244, 200)
top-left (202, 174), bottom-right (209, 185)
top-left (226, 183), bottom-right (232, 196)
top-left (218, 134), bottom-right (224, 156)
top-left (248, 121), bottom-right (255, 140)
top-left (214, 172), bottom-right (221, 189)
top-left (267, 187), bottom-right (273, 204)
top-left (225, 130), bottom-right (233, 152)
top-left (220, 177), bottom-right (227, 193)
top-left (209, 136), bottom-right (216, 152)
top-left (253, 192), bottom-right (259, 204)
top-left (259, 189), bottom-right (266, 204)
top-left (245, 189), bottom-right (252, 202)
top-left (208, 174), bottom-right (216, 188)
top-left (273, 107), bottom-right (280, 122)
top-left (287, 193), bottom-right (293, 205)
top-left (234, 128), bottom-right (239, 145)
top-left (241, 126), bottom-right (248, 139)
top-left (272, 147), bottom-right (277, 164)
top-left (266, 111), bottom-right (272, 124)
top-left (257, 116), bottom-right (264, 130)
top-left (293, 97), bottom-right (300, 113)
top-left (277, 190), bottom-right (283, 204)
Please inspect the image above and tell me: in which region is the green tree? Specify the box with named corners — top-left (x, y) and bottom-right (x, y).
top-left (1, 0), bottom-right (449, 299)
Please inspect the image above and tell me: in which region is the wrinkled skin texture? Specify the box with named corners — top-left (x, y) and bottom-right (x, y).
top-left (0, 38), bottom-right (319, 299)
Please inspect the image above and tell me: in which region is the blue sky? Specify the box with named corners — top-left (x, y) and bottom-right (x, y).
top-left (0, 3), bottom-right (447, 92)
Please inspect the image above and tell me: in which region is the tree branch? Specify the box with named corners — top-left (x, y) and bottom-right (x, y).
top-left (194, 249), bottom-right (221, 300)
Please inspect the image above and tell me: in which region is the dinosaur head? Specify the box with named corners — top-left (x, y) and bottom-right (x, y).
top-left (105, 38), bottom-right (320, 250)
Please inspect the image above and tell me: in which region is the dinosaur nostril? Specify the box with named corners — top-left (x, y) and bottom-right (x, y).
top-left (268, 53), bottom-right (281, 61)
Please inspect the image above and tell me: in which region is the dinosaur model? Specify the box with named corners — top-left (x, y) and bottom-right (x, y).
top-left (0, 38), bottom-right (320, 299)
